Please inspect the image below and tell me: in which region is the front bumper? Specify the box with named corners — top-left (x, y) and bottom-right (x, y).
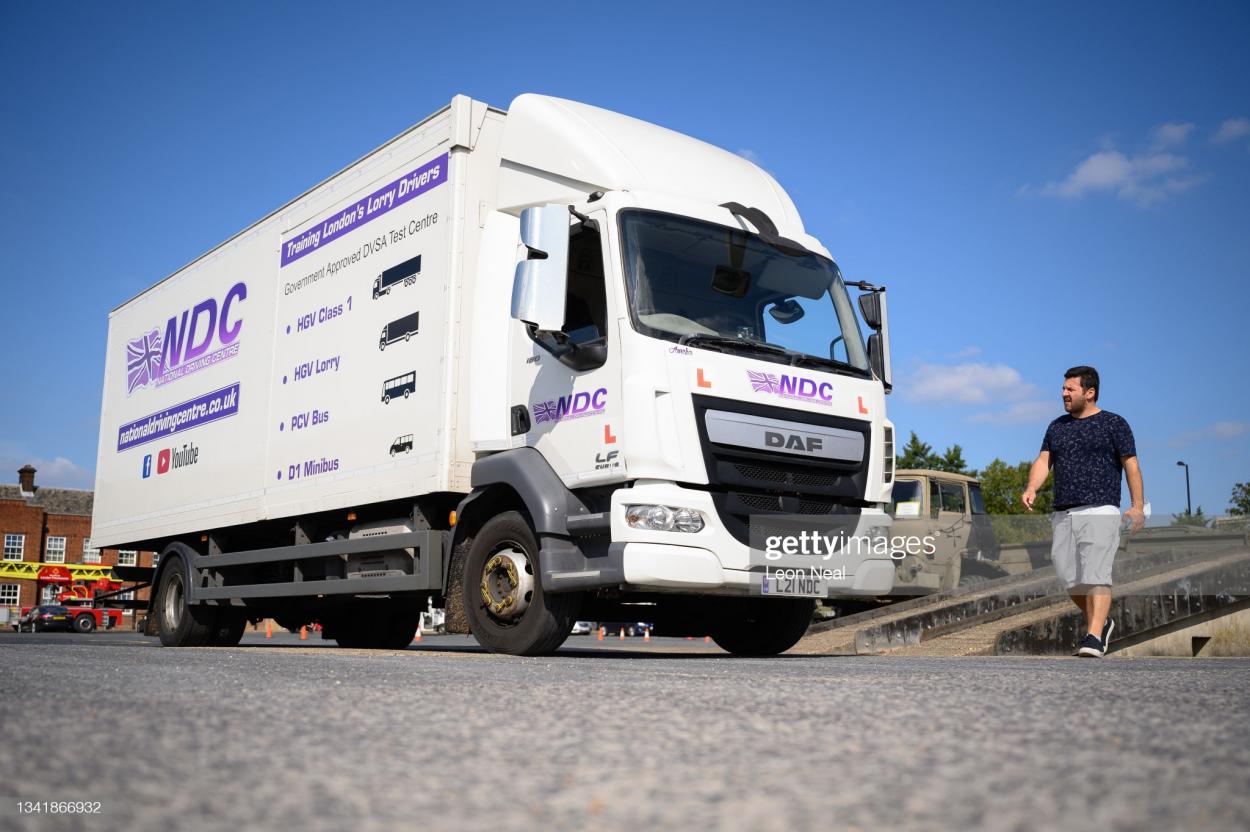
top-left (606, 481), bottom-right (895, 597)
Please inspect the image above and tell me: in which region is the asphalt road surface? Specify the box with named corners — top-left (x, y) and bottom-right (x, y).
top-left (2, 631), bottom-right (1248, 831)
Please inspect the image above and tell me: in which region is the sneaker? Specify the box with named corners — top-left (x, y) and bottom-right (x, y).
top-left (1077, 633), bottom-right (1105, 658)
top-left (1101, 618), bottom-right (1115, 650)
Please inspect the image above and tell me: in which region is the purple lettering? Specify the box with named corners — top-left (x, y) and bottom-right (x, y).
top-left (818, 382), bottom-right (833, 401)
top-left (183, 299), bottom-right (218, 362)
top-left (572, 392), bottom-right (591, 414)
top-left (161, 310), bottom-right (189, 371)
top-left (798, 378), bottom-right (817, 398)
top-left (591, 388), bottom-right (607, 409)
top-left (555, 395), bottom-right (573, 418)
top-left (779, 376), bottom-right (798, 396)
top-left (219, 282), bottom-right (246, 344)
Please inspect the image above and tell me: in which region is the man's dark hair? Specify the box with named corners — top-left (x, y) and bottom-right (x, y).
top-left (1065, 365), bottom-right (1100, 401)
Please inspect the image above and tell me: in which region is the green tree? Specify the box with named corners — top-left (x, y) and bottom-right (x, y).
top-left (1229, 482), bottom-right (1250, 516)
top-left (1172, 506), bottom-right (1208, 527)
top-left (936, 444), bottom-right (974, 476)
top-left (896, 432), bottom-right (974, 475)
top-left (977, 458), bottom-right (1053, 515)
top-left (897, 432), bottom-right (936, 469)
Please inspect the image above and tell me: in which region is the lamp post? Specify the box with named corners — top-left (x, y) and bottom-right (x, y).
top-left (1176, 460), bottom-right (1191, 517)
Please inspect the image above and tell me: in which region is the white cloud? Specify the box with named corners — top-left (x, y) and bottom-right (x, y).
top-left (899, 362), bottom-right (1040, 405)
top-left (946, 346), bottom-right (982, 360)
top-left (969, 401), bottom-right (1056, 425)
top-left (0, 455), bottom-right (95, 489)
top-left (1037, 149), bottom-right (1204, 207)
top-left (1212, 117), bottom-right (1250, 145)
top-left (1168, 420), bottom-right (1250, 448)
top-left (1150, 122), bottom-right (1195, 148)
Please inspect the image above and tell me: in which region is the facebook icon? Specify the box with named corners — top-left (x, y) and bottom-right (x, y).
top-left (142, 454), bottom-right (152, 478)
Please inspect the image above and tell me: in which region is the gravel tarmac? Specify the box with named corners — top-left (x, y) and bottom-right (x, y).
top-left (2, 631), bottom-right (1248, 831)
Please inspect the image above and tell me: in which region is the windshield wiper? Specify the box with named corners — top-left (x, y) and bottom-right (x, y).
top-left (678, 333), bottom-right (790, 357)
top-left (787, 353), bottom-right (866, 377)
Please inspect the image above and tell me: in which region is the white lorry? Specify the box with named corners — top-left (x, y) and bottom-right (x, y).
top-left (92, 94), bottom-right (897, 655)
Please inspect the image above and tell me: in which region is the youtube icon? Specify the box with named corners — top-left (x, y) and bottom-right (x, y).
top-left (157, 448), bottom-right (171, 474)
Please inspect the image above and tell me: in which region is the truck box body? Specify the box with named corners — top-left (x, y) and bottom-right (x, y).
top-left (94, 100), bottom-right (506, 548)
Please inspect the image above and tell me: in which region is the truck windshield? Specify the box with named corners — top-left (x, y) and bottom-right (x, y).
top-left (619, 210), bottom-right (870, 374)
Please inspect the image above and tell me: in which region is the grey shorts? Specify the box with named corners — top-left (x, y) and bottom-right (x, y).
top-left (1051, 505), bottom-right (1121, 589)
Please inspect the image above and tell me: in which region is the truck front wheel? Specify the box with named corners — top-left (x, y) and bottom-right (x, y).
top-left (154, 547), bottom-right (217, 647)
top-left (73, 615), bottom-right (95, 634)
top-left (463, 511), bottom-right (579, 656)
top-left (709, 598), bottom-right (815, 656)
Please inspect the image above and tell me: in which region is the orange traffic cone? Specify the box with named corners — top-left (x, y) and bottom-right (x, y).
top-left (644, 628), bottom-right (651, 643)
top-left (704, 635), bottom-right (711, 644)
top-left (413, 627), bottom-right (422, 643)
top-left (598, 626), bottom-right (605, 641)
top-left (299, 625), bottom-right (307, 640)
top-left (265, 619), bottom-right (273, 638)
top-left (619, 628), bottom-right (625, 641)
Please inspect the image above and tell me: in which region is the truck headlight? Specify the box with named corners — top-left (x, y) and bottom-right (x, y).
top-left (624, 505), bottom-right (705, 533)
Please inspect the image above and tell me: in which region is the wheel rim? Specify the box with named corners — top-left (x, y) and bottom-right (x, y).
top-left (162, 572), bottom-right (185, 633)
top-left (479, 545), bottom-right (534, 623)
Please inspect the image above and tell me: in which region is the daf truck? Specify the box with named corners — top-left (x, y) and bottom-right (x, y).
top-left (92, 94), bottom-right (897, 656)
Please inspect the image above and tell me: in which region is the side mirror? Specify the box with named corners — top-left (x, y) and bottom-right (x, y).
top-left (861, 289), bottom-right (892, 392)
top-left (857, 292), bottom-right (882, 330)
top-left (511, 205), bottom-right (569, 331)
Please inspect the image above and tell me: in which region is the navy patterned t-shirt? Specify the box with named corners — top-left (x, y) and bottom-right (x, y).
top-left (1041, 410), bottom-right (1137, 510)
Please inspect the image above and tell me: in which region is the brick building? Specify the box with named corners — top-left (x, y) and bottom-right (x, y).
top-left (0, 465), bottom-right (154, 628)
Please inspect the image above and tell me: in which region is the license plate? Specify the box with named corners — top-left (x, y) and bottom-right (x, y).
top-left (760, 571), bottom-right (827, 598)
top-left (52, 616), bottom-right (66, 620)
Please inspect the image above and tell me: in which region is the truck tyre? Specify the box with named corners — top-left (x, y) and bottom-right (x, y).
top-left (73, 615), bottom-right (96, 634)
top-left (209, 611), bottom-right (247, 646)
top-left (709, 598), bottom-right (815, 656)
top-left (462, 511), bottom-right (579, 656)
top-left (153, 547), bottom-right (217, 647)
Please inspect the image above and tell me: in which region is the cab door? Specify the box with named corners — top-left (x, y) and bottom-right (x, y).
top-left (510, 207), bottom-right (622, 484)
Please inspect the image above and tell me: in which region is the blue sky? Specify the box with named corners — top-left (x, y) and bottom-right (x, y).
top-left (1, 1), bottom-right (1247, 517)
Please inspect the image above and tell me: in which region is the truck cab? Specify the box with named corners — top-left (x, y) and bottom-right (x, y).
top-left (456, 96), bottom-right (899, 652)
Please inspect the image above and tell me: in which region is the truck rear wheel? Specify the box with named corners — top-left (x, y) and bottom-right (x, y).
top-left (209, 611), bottom-right (247, 646)
top-left (154, 546), bottom-right (217, 647)
top-left (463, 511), bottom-right (579, 656)
top-left (73, 615), bottom-right (95, 634)
top-left (709, 598), bottom-right (815, 656)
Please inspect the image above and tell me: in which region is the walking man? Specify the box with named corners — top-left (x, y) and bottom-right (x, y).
top-left (1022, 366), bottom-right (1145, 657)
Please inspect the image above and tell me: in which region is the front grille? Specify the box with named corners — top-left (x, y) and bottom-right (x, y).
top-left (692, 394), bottom-right (873, 544)
top-left (732, 463), bottom-right (788, 484)
top-left (738, 493), bottom-right (783, 512)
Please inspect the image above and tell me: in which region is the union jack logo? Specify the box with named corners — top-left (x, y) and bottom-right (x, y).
top-left (532, 401), bottom-right (560, 424)
top-left (748, 370), bottom-right (779, 394)
top-left (126, 328), bottom-right (163, 393)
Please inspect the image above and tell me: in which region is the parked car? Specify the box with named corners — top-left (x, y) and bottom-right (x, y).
top-left (13, 605), bottom-right (74, 633)
top-left (570, 621), bottom-right (593, 635)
